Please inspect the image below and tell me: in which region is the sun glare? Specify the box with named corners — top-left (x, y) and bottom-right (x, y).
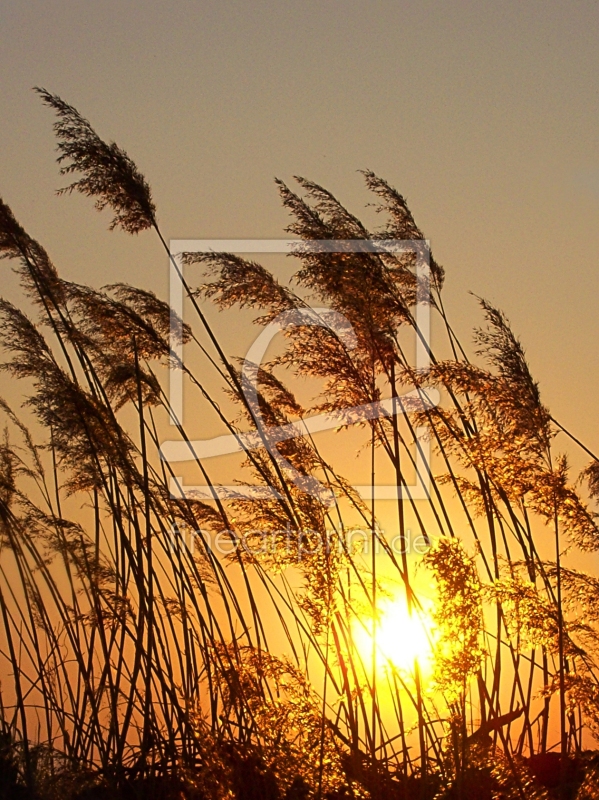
top-left (354, 593), bottom-right (434, 676)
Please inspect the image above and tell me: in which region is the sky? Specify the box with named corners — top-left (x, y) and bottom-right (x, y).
top-left (1, 0), bottom-right (599, 466)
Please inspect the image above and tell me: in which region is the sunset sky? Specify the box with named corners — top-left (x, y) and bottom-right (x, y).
top-left (2, 0), bottom-right (599, 483)
top-left (2, 7), bottom-right (599, 775)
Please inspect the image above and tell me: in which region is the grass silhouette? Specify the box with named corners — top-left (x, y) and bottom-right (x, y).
top-left (0, 91), bottom-right (598, 799)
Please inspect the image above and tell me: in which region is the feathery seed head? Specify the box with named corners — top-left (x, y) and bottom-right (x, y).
top-left (36, 88), bottom-right (156, 234)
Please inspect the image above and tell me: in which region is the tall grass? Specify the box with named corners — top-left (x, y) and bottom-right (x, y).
top-left (0, 90), bottom-right (598, 799)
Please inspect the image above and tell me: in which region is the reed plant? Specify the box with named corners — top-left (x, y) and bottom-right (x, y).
top-left (0, 90), bottom-right (598, 799)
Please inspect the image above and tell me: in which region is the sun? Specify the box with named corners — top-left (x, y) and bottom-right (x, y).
top-left (353, 592), bottom-right (434, 676)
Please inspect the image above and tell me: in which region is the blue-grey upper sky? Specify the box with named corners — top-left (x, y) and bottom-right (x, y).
top-left (1, 0), bottom-right (599, 455)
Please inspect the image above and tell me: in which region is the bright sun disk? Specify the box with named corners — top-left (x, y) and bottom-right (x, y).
top-left (354, 594), bottom-right (434, 675)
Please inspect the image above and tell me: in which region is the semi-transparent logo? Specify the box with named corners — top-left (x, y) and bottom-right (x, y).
top-left (161, 239), bottom-right (439, 504)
